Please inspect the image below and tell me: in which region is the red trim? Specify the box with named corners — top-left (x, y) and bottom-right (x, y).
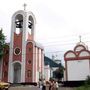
top-left (13, 32), bottom-right (22, 62)
top-left (65, 57), bottom-right (77, 61)
top-left (25, 42), bottom-right (33, 82)
top-left (34, 46), bottom-right (36, 81)
top-left (65, 50), bottom-right (90, 61)
top-left (65, 56), bottom-right (90, 61)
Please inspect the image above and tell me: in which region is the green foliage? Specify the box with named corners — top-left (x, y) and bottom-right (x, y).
top-left (53, 64), bottom-right (64, 80)
top-left (75, 86), bottom-right (90, 90)
top-left (75, 76), bottom-right (90, 90)
top-left (87, 76), bottom-right (90, 82)
top-left (49, 77), bottom-right (54, 82)
top-left (0, 29), bottom-right (5, 59)
top-left (85, 76), bottom-right (90, 85)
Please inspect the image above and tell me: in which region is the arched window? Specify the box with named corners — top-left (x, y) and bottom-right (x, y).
top-left (27, 70), bottom-right (31, 77)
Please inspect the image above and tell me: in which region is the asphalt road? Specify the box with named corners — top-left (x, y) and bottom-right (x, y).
top-left (9, 86), bottom-right (41, 90)
top-left (9, 86), bottom-right (75, 90)
top-left (59, 87), bottom-right (75, 90)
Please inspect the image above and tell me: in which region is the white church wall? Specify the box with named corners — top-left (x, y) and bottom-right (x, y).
top-left (39, 49), bottom-right (41, 72)
top-left (63, 69), bottom-right (66, 81)
top-left (35, 47), bottom-right (38, 82)
top-left (44, 65), bottom-right (50, 81)
top-left (67, 59), bottom-right (90, 81)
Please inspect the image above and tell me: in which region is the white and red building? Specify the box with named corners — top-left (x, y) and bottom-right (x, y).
top-left (0, 8), bottom-right (44, 83)
top-left (64, 42), bottom-right (90, 81)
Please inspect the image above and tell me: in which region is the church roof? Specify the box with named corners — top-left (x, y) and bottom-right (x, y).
top-left (44, 56), bottom-right (62, 67)
top-left (35, 42), bottom-right (44, 49)
top-left (76, 41), bottom-right (88, 50)
top-left (64, 41), bottom-right (90, 61)
top-left (27, 41), bottom-right (44, 49)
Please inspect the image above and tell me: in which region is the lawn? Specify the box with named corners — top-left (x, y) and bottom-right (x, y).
top-left (75, 86), bottom-right (90, 90)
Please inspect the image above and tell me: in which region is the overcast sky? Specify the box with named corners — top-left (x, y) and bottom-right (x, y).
top-left (1, 0), bottom-right (90, 61)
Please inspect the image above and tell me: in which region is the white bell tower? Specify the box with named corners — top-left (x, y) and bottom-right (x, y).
top-left (8, 5), bottom-right (36, 83)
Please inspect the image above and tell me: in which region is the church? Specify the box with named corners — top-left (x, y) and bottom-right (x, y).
top-left (64, 41), bottom-right (90, 82)
top-left (0, 5), bottom-right (44, 83)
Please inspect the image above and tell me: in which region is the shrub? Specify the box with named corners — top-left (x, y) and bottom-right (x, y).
top-left (85, 75), bottom-right (90, 85)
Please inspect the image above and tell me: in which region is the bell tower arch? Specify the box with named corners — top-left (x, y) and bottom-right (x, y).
top-left (15, 14), bottom-right (23, 34)
top-left (27, 12), bottom-right (36, 41)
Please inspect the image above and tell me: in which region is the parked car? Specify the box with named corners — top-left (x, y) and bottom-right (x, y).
top-left (0, 81), bottom-right (10, 90)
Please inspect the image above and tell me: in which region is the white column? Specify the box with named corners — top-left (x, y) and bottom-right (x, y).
top-left (32, 44), bottom-right (35, 82)
top-left (35, 47), bottom-right (38, 82)
top-left (8, 19), bottom-right (15, 83)
top-left (21, 15), bottom-right (27, 82)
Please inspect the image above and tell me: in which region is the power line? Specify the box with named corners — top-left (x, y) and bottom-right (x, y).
top-left (36, 32), bottom-right (90, 43)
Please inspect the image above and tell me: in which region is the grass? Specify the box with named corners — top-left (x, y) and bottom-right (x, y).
top-left (75, 85), bottom-right (90, 90)
top-left (75, 76), bottom-right (90, 90)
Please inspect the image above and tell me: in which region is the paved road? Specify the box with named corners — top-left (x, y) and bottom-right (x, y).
top-left (59, 87), bottom-right (75, 90)
top-left (9, 86), bottom-right (75, 90)
top-left (9, 86), bottom-right (40, 90)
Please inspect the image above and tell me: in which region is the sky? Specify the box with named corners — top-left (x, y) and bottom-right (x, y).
top-left (1, 0), bottom-right (90, 62)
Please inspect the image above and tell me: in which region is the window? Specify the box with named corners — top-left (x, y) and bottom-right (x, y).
top-left (29, 48), bottom-right (32, 52)
top-left (14, 47), bottom-right (21, 55)
top-left (27, 70), bottom-right (31, 77)
top-left (28, 60), bottom-right (31, 64)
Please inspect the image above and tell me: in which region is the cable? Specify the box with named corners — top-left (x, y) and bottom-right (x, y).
top-left (36, 32), bottom-right (90, 43)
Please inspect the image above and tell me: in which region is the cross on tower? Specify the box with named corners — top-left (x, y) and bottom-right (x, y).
top-left (23, 3), bottom-right (27, 11)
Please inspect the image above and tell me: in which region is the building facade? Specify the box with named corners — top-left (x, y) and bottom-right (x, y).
top-left (0, 9), bottom-right (44, 83)
top-left (64, 42), bottom-right (90, 81)
top-left (44, 56), bottom-right (62, 81)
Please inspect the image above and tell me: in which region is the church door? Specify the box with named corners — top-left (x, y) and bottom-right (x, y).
top-left (13, 63), bottom-right (21, 83)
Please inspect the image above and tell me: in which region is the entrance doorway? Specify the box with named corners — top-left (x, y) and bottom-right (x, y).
top-left (13, 62), bottom-right (21, 83)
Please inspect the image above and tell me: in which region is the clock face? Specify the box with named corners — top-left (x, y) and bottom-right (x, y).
top-left (14, 47), bottom-right (21, 55)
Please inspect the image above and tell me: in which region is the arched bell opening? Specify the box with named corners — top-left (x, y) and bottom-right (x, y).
top-left (15, 14), bottom-right (23, 34)
top-left (28, 16), bottom-right (34, 35)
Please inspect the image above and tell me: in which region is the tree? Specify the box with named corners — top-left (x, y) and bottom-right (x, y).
top-left (0, 29), bottom-right (5, 59)
top-left (53, 63), bottom-right (64, 81)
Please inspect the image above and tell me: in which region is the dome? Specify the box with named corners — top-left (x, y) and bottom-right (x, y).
top-left (76, 41), bottom-right (88, 50)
